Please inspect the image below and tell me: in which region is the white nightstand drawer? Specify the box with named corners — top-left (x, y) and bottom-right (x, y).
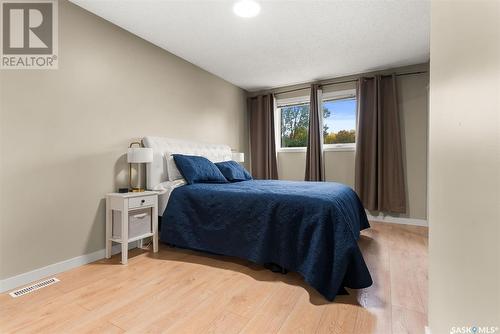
top-left (129, 195), bottom-right (155, 209)
top-left (112, 208), bottom-right (152, 239)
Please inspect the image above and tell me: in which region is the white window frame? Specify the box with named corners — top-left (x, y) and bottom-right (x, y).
top-left (275, 89), bottom-right (357, 153)
top-left (322, 89), bottom-right (357, 152)
top-left (275, 95), bottom-right (310, 153)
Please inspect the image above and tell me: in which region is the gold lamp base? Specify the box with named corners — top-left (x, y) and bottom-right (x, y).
top-left (130, 188), bottom-right (145, 193)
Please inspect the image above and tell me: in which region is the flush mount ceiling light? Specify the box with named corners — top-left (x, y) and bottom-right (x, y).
top-left (233, 0), bottom-right (261, 18)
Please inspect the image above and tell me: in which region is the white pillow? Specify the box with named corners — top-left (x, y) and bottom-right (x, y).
top-left (165, 152), bottom-right (181, 181)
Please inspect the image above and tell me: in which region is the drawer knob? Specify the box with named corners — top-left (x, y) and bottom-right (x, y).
top-left (141, 199), bottom-right (145, 204)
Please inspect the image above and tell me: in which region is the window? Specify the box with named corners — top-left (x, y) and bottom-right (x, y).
top-left (278, 100), bottom-right (310, 148)
top-left (276, 89), bottom-right (356, 151)
top-left (322, 90), bottom-right (357, 149)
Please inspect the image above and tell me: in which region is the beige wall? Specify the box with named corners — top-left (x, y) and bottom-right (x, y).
top-left (275, 66), bottom-right (429, 220)
top-left (278, 152), bottom-right (307, 181)
top-left (278, 151), bottom-right (356, 187)
top-left (0, 1), bottom-right (248, 279)
top-left (429, 1), bottom-right (500, 332)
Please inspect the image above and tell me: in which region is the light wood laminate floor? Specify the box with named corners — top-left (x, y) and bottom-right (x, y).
top-left (0, 222), bottom-right (428, 334)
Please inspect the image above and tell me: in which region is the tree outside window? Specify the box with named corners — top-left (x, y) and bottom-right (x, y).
top-left (279, 96), bottom-right (356, 148)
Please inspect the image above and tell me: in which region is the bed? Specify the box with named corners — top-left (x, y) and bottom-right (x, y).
top-left (143, 136), bottom-right (372, 301)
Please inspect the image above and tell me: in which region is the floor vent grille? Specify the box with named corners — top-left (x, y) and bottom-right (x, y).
top-left (9, 277), bottom-right (60, 298)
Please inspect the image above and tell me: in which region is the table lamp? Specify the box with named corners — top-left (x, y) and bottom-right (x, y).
top-left (127, 142), bottom-right (153, 192)
top-left (232, 152), bottom-right (245, 163)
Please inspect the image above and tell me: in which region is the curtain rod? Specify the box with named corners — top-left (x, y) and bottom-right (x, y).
top-left (272, 70), bottom-right (428, 96)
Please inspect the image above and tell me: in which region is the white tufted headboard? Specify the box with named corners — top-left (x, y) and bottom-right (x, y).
top-left (142, 136), bottom-right (232, 189)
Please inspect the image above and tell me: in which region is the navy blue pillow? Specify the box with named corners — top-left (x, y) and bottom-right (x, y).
top-left (215, 160), bottom-right (253, 182)
top-left (172, 154), bottom-right (228, 185)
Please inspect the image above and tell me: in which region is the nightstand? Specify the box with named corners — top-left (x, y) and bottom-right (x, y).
top-left (105, 191), bottom-right (159, 264)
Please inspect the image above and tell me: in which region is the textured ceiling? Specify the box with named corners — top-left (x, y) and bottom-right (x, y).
top-left (70, 0), bottom-right (430, 91)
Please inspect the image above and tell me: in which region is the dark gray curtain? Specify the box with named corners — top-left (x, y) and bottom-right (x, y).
top-left (248, 94), bottom-right (279, 180)
top-left (355, 75), bottom-right (406, 213)
top-left (305, 84), bottom-right (324, 181)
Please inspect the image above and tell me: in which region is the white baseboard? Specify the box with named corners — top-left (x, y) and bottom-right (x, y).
top-left (0, 242), bottom-right (138, 294)
top-left (366, 212), bottom-right (428, 227)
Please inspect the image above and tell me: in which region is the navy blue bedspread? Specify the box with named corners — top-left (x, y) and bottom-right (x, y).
top-left (161, 180), bottom-right (372, 301)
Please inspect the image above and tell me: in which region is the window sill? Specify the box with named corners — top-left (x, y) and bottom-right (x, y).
top-left (277, 147), bottom-right (306, 153)
top-left (277, 145), bottom-right (356, 153)
top-left (323, 145), bottom-right (356, 152)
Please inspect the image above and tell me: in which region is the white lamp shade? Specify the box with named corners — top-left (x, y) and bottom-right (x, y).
top-left (232, 152), bottom-right (245, 163)
top-left (127, 147), bottom-right (153, 163)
